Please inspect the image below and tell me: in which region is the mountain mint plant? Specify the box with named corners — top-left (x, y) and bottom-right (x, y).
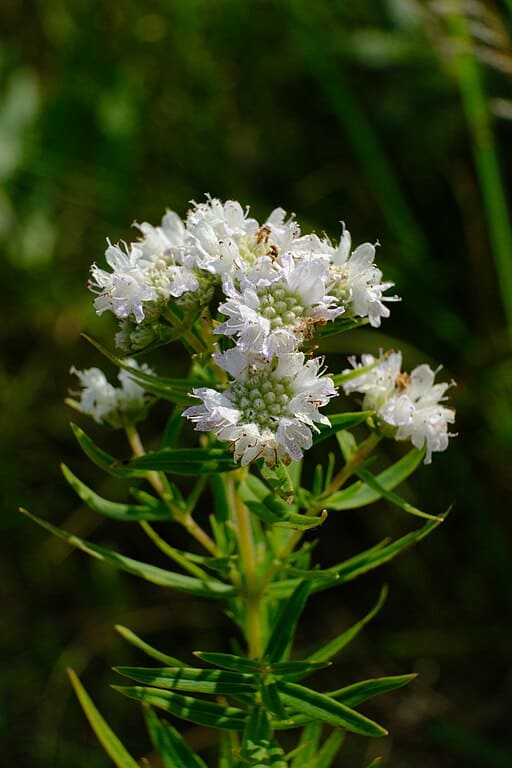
top-left (25, 196), bottom-right (456, 767)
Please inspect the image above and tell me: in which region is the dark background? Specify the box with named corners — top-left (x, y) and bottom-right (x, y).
top-left (1, 1), bottom-right (511, 766)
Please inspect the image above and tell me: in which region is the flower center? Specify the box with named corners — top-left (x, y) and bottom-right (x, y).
top-left (257, 286), bottom-right (305, 329)
top-left (230, 371), bottom-right (293, 429)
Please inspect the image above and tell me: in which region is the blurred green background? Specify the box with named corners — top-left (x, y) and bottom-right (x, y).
top-left (1, 1), bottom-right (511, 766)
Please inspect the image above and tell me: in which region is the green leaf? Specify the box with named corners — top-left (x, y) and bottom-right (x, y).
top-left (308, 730), bottom-right (346, 768)
top-left (354, 466), bottom-right (443, 521)
top-left (61, 464), bottom-right (170, 521)
top-left (114, 686), bottom-right (248, 730)
top-left (365, 759), bottom-right (382, 767)
top-left (115, 625), bottom-right (185, 666)
top-left (260, 681), bottom-right (287, 720)
top-left (194, 652), bottom-right (264, 674)
top-left (245, 499), bottom-right (327, 531)
top-left (83, 334), bottom-right (195, 404)
top-left (265, 660), bottom-right (330, 678)
top-left (331, 674), bottom-right (417, 707)
top-left (307, 586), bottom-right (388, 664)
top-left (314, 412), bottom-right (373, 445)
top-left (71, 423), bottom-right (137, 478)
top-left (267, 517), bottom-right (444, 598)
top-left (125, 447), bottom-right (236, 475)
top-left (265, 581), bottom-right (311, 663)
top-left (21, 508), bottom-right (234, 598)
top-left (276, 681), bottom-right (387, 737)
top-left (325, 448), bottom-right (424, 510)
top-left (259, 461), bottom-right (295, 502)
top-left (144, 707), bottom-right (208, 768)
top-left (67, 669), bottom-right (140, 768)
top-left (290, 722), bottom-right (323, 768)
top-left (115, 665), bottom-right (256, 695)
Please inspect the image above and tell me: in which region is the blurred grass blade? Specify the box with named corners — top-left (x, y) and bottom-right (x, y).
top-left (61, 463), bottom-right (169, 521)
top-left (21, 508), bottom-right (234, 598)
top-left (67, 669), bottom-right (140, 768)
top-left (115, 625), bottom-right (185, 666)
top-left (307, 586), bottom-right (388, 664)
top-left (114, 686), bottom-right (248, 730)
top-left (144, 707), bottom-right (207, 768)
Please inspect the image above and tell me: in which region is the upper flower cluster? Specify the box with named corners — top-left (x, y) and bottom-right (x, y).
top-left (342, 352), bottom-right (456, 463)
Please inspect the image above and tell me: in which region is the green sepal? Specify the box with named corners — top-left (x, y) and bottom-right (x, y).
top-left (67, 669), bottom-right (140, 768)
top-left (113, 686), bottom-right (248, 730)
top-left (325, 448), bottom-right (424, 510)
top-left (307, 586), bottom-right (387, 664)
top-left (82, 334), bottom-right (195, 404)
top-left (314, 412), bottom-right (373, 445)
top-left (114, 665), bottom-right (256, 695)
top-left (21, 508), bottom-right (234, 598)
top-left (265, 581), bottom-right (311, 663)
top-left (354, 466), bottom-right (443, 521)
top-left (144, 706), bottom-right (207, 768)
top-left (61, 464), bottom-right (170, 521)
top-left (331, 674), bottom-right (417, 707)
top-left (115, 625), bottom-right (185, 666)
top-left (124, 447), bottom-right (236, 475)
top-left (275, 681), bottom-right (387, 737)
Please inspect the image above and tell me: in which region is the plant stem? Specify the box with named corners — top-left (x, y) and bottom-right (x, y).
top-left (124, 423), bottom-right (218, 556)
top-left (229, 475), bottom-right (264, 659)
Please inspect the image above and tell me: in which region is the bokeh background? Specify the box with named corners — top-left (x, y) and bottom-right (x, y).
top-left (1, 1), bottom-right (511, 766)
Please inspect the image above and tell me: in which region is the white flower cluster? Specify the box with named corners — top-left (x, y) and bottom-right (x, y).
top-left (88, 196), bottom-right (399, 465)
top-left (69, 360), bottom-right (153, 428)
top-left (342, 353), bottom-right (456, 463)
top-left (90, 197), bottom-right (397, 345)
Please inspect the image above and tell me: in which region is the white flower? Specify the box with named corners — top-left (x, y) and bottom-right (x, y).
top-left (70, 360), bottom-right (154, 427)
top-left (183, 348), bottom-right (337, 466)
top-left (343, 353), bottom-right (456, 462)
top-left (327, 226), bottom-right (399, 327)
top-left (216, 252), bottom-right (342, 357)
top-left (134, 210), bottom-right (186, 262)
top-left (90, 242), bottom-right (156, 323)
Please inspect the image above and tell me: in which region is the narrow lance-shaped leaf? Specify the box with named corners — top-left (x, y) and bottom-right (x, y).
top-left (267, 517), bottom-right (444, 599)
top-left (114, 686), bottom-right (248, 730)
top-left (325, 448), bottom-right (424, 510)
top-left (125, 447), bottom-right (236, 475)
top-left (276, 681), bottom-right (388, 737)
top-left (354, 466), bottom-right (443, 521)
top-left (71, 423), bottom-right (137, 478)
top-left (265, 581), bottom-right (311, 663)
top-left (144, 707), bottom-right (207, 768)
top-left (115, 665), bottom-right (256, 695)
top-left (21, 508), bottom-right (234, 598)
top-left (307, 730), bottom-right (346, 768)
top-left (83, 333), bottom-right (195, 404)
top-left (61, 464), bottom-right (170, 521)
top-left (67, 669), bottom-right (140, 768)
top-left (115, 625), bottom-right (185, 666)
top-left (313, 411), bottom-right (373, 445)
top-left (331, 674), bottom-right (417, 708)
top-left (289, 722), bottom-right (323, 768)
top-left (306, 586), bottom-right (388, 664)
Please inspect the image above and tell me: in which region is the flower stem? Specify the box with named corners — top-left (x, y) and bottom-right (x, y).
top-left (229, 475), bottom-right (264, 659)
top-left (124, 423), bottom-right (218, 556)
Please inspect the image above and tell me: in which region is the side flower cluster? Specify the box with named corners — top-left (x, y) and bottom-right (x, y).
top-left (342, 352), bottom-right (456, 463)
top-left (69, 360), bottom-right (154, 429)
